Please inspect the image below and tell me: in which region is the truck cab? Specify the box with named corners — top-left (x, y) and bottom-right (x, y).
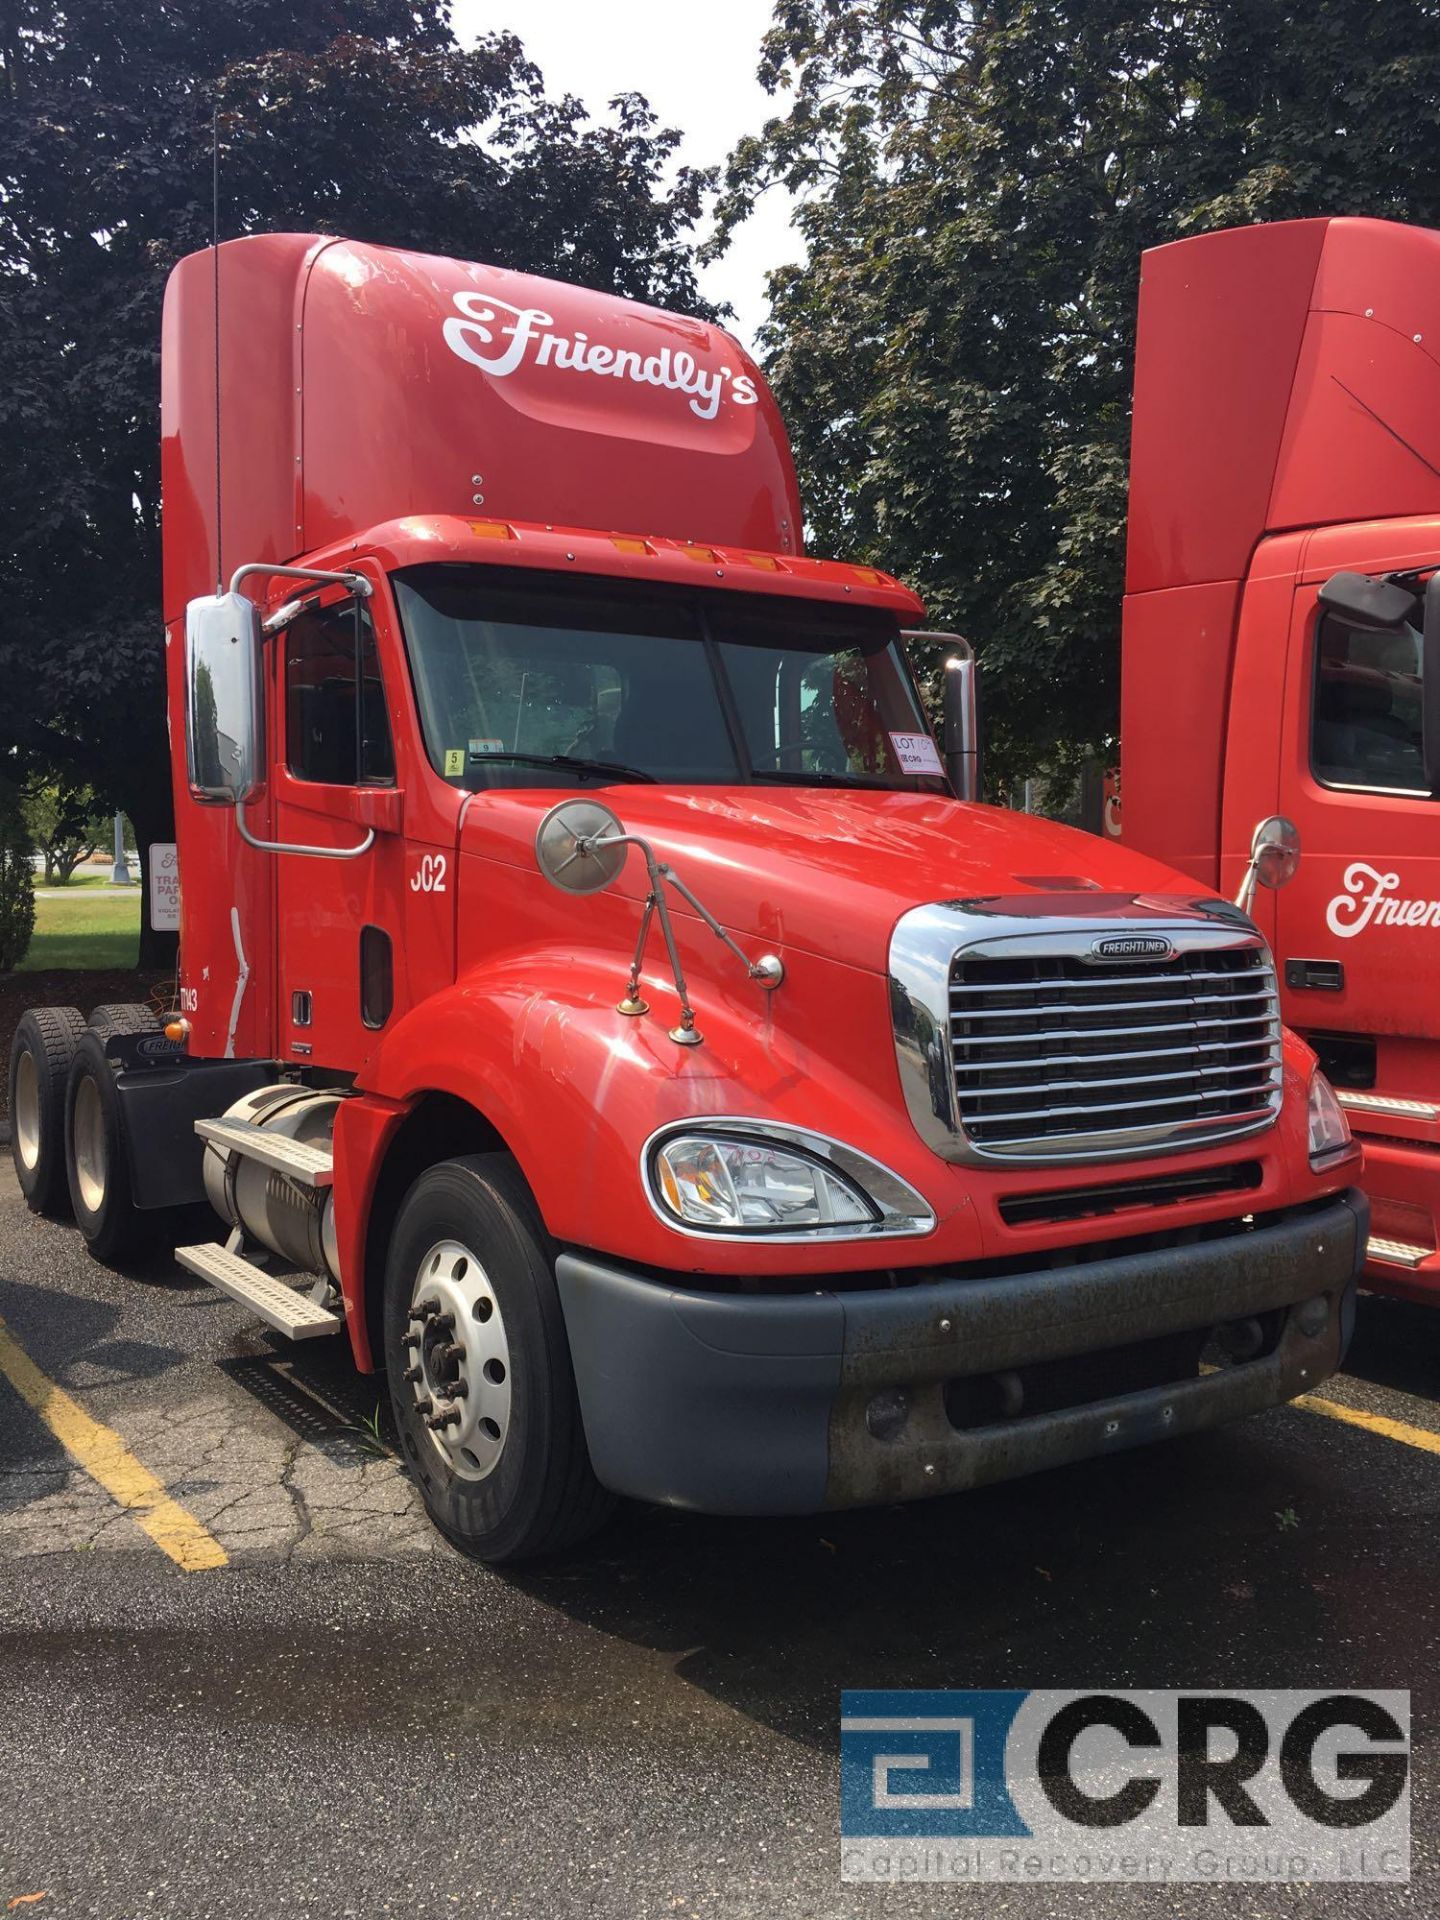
top-left (10, 233), bottom-right (1366, 1561)
top-left (1122, 216), bottom-right (1440, 1306)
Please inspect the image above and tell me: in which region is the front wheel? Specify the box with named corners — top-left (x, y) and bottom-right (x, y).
top-left (384, 1155), bottom-right (613, 1563)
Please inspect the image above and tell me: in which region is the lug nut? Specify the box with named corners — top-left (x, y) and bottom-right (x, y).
top-left (425, 1404), bottom-right (462, 1430)
top-left (402, 1364), bottom-right (422, 1384)
top-left (447, 1378), bottom-right (469, 1399)
top-left (408, 1301), bottom-right (438, 1323)
top-left (414, 1396), bottom-right (433, 1417)
top-left (431, 1312), bottom-right (456, 1333)
top-left (438, 1342), bottom-right (465, 1366)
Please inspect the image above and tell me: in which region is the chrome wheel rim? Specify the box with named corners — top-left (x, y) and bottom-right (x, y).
top-left (405, 1240), bottom-right (512, 1482)
top-left (13, 1051), bottom-right (40, 1172)
top-left (72, 1074), bottom-right (107, 1215)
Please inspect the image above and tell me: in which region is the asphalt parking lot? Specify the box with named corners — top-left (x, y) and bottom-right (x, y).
top-left (1, 1160), bottom-right (1438, 1919)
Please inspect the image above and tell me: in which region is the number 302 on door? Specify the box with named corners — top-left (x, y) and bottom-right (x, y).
top-left (411, 854), bottom-right (447, 893)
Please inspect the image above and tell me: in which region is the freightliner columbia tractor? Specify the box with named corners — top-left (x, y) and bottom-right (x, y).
top-left (1120, 215), bottom-right (1440, 1311)
top-left (8, 234), bottom-right (1366, 1561)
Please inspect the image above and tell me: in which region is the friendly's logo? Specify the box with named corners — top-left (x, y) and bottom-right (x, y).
top-left (441, 292), bottom-right (759, 422)
top-left (840, 1689), bottom-right (1409, 1883)
top-left (1326, 861), bottom-right (1440, 937)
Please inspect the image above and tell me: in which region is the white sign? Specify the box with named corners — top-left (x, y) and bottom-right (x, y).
top-left (148, 842), bottom-right (180, 932)
top-left (1325, 861), bottom-right (1440, 938)
top-left (889, 730), bottom-right (945, 778)
top-left (441, 293), bottom-right (759, 423)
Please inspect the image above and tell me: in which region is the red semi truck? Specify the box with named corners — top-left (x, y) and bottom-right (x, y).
top-left (1122, 215), bottom-right (1440, 1309)
top-left (9, 233), bottom-right (1365, 1561)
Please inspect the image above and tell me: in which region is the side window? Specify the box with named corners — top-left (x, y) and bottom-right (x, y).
top-left (1312, 615), bottom-right (1426, 795)
top-left (285, 600), bottom-right (395, 786)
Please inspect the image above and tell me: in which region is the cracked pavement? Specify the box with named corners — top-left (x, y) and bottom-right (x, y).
top-left (0, 1165), bottom-right (438, 1566)
top-left (1, 1163), bottom-right (1440, 1916)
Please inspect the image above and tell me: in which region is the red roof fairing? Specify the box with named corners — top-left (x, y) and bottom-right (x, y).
top-left (162, 234), bottom-right (803, 622)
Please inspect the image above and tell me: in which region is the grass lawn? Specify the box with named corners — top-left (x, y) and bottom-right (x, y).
top-left (21, 885), bottom-right (140, 970)
top-left (37, 869), bottom-right (127, 890)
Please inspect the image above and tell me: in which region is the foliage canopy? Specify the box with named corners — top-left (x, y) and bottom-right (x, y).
top-left (0, 0), bottom-right (711, 958)
top-left (717, 0), bottom-right (1440, 788)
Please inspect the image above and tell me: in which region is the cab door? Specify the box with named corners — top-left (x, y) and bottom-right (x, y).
top-left (1274, 578), bottom-right (1440, 1112)
top-left (271, 587), bottom-right (408, 1072)
top-left (1282, 583), bottom-right (1436, 1059)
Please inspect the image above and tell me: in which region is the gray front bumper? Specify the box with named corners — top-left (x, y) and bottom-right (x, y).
top-left (555, 1191), bottom-right (1367, 1516)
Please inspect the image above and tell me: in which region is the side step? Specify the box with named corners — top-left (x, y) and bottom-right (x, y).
top-left (195, 1117), bottom-right (334, 1188)
top-left (177, 1242), bottom-right (342, 1340)
top-left (1367, 1234), bottom-right (1433, 1272)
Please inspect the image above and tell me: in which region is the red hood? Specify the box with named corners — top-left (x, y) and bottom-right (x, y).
top-left (463, 787), bottom-right (1218, 975)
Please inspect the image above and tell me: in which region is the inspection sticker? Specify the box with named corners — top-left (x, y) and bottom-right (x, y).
top-left (442, 749), bottom-right (465, 776)
top-left (889, 731), bottom-right (944, 776)
top-left (469, 738), bottom-right (505, 757)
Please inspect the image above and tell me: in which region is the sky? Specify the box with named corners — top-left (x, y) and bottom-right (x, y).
top-left (448, 0), bottom-right (802, 348)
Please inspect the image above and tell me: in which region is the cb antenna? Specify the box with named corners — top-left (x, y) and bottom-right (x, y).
top-left (212, 103), bottom-right (223, 595)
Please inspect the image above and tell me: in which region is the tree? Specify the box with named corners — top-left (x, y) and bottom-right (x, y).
top-left (0, 780), bottom-right (36, 972)
top-left (22, 781), bottom-right (107, 887)
top-left (717, 0), bottom-right (1440, 790)
top-left (0, 2), bottom-right (713, 964)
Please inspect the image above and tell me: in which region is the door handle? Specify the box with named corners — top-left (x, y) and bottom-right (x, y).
top-left (235, 801), bottom-right (374, 860)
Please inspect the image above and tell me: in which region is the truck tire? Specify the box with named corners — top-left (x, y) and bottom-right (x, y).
top-left (64, 1029), bottom-right (151, 1265)
top-left (10, 1007), bottom-right (86, 1215)
top-left (88, 1003), bottom-right (159, 1038)
top-left (384, 1154), bottom-right (614, 1563)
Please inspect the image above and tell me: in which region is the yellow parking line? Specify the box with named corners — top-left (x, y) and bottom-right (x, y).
top-left (1294, 1391), bottom-right (1440, 1457)
top-left (0, 1318), bottom-right (227, 1571)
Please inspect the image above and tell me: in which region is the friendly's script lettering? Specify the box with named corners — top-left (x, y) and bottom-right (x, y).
top-left (441, 293), bottom-right (758, 422)
top-left (1326, 861), bottom-right (1440, 937)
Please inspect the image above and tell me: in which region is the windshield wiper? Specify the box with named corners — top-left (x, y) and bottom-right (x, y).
top-left (751, 768), bottom-right (904, 789)
top-left (470, 751), bottom-right (655, 784)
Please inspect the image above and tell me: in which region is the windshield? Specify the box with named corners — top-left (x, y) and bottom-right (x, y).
top-left (390, 564), bottom-right (948, 794)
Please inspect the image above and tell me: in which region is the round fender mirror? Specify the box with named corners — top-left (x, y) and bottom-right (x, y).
top-left (1251, 815), bottom-right (1301, 891)
top-left (535, 798), bottom-right (628, 894)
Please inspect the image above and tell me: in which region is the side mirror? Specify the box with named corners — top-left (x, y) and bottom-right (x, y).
top-left (902, 631), bottom-right (979, 800)
top-left (185, 592), bottom-right (264, 803)
top-left (1317, 569), bottom-right (1417, 631)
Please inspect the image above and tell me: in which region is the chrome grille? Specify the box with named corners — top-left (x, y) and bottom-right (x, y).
top-left (948, 943), bottom-right (1282, 1161)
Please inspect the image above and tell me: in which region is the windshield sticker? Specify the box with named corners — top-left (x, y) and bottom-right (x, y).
top-left (1326, 862), bottom-right (1440, 936)
top-left (442, 293), bottom-right (759, 423)
top-left (888, 730), bottom-right (944, 777)
top-left (469, 738), bottom-right (505, 757)
top-left (442, 749), bottom-right (465, 776)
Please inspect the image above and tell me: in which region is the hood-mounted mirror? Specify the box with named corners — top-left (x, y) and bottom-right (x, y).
top-left (535, 799), bottom-right (783, 1046)
top-left (535, 798), bottom-right (629, 894)
top-left (1235, 814), bottom-right (1300, 915)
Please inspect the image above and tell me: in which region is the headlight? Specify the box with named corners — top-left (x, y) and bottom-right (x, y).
top-left (1307, 1071), bottom-right (1353, 1167)
top-left (653, 1134), bottom-right (876, 1232)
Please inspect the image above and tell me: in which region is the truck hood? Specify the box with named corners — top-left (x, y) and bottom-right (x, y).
top-left (466, 786), bottom-right (1220, 976)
